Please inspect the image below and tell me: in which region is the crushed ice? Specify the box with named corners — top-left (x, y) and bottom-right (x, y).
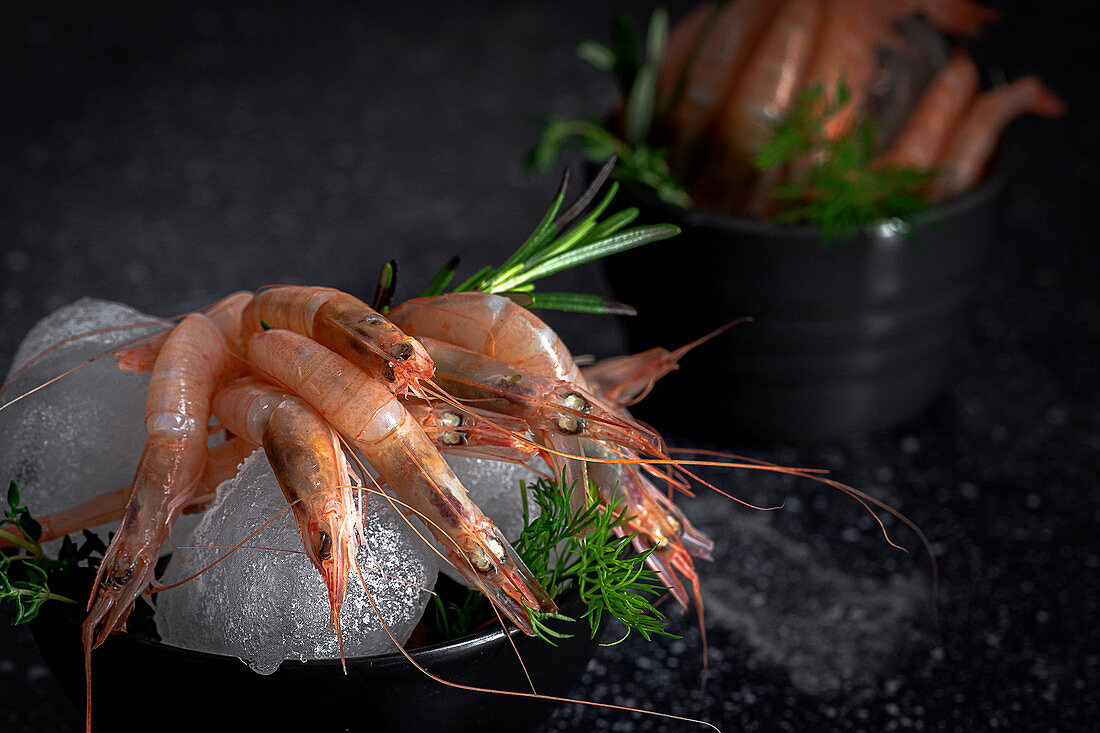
top-left (0, 299), bottom-right (162, 548)
top-left (157, 450), bottom-right (441, 673)
top-left (3, 300), bottom-right (547, 670)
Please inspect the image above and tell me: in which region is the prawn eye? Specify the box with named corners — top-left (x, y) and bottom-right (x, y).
top-left (468, 547), bottom-right (494, 573)
top-left (667, 516), bottom-right (683, 535)
top-left (441, 429), bottom-right (467, 446)
top-left (439, 411), bottom-right (463, 428)
top-left (562, 392), bottom-right (590, 413)
top-left (556, 414), bottom-right (586, 435)
top-left (466, 536), bottom-right (505, 574)
top-left (104, 562), bottom-right (135, 589)
top-left (392, 342), bottom-right (413, 362)
top-left (317, 531), bottom-right (332, 562)
top-left (556, 392), bottom-right (590, 434)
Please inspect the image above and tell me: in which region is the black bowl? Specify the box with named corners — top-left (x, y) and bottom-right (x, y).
top-left (601, 157), bottom-right (1011, 442)
top-left (30, 594), bottom-right (599, 733)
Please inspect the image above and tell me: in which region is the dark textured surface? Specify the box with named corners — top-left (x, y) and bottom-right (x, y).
top-left (1, 2), bottom-right (1096, 732)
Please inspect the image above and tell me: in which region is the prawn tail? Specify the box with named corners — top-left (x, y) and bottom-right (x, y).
top-left (583, 318), bottom-right (749, 407)
top-left (1026, 79), bottom-right (1068, 118)
top-left (920, 0), bottom-right (1001, 37)
top-left (111, 330), bottom-right (170, 374)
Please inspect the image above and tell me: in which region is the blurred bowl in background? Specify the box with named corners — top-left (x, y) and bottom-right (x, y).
top-left (600, 152), bottom-right (1010, 443)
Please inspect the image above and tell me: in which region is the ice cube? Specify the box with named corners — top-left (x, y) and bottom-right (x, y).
top-left (157, 450), bottom-right (439, 673)
top-left (0, 299), bottom-right (162, 547)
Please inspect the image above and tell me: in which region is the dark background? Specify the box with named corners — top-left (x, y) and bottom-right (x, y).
top-left (1, 1), bottom-right (1096, 731)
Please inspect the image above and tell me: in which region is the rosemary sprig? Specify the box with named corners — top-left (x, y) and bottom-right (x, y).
top-left (753, 84), bottom-right (934, 243)
top-left (515, 475), bottom-right (673, 645)
top-left (526, 8), bottom-right (692, 209)
top-left (526, 120), bottom-right (691, 209)
top-left (421, 157), bottom-right (680, 314)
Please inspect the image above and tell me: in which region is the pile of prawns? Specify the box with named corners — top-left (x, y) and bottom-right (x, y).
top-left (7, 282), bottom-right (927, 731)
top-left (9, 283), bottom-right (776, 728)
top-left (659, 0), bottom-right (1065, 213)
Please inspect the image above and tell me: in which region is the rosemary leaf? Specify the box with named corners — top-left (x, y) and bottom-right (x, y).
top-left (527, 292), bottom-right (638, 316)
top-left (496, 224), bottom-right (679, 290)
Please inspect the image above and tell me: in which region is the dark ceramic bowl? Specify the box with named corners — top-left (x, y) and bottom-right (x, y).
top-left (601, 156), bottom-right (1011, 442)
top-left (30, 594), bottom-right (598, 733)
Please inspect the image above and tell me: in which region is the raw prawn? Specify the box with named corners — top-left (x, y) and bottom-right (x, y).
top-left (877, 49), bottom-right (980, 171)
top-left (928, 75), bottom-right (1066, 200)
top-left (389, 292), bottom-right (715, 611)
top-left (211, 376), bottom-right (361, 640)
top-left (801, 0), bottom-right (998, 140)
top-left (414, 335), bottom-right (664, 458)
top-left (0, 437), bottom-right (255, 547)
top-left (389, 292), bottom-right (587, 384)
top-left (662, 0), bottom-right (782, 175)
top-left (245, 327), bottom-right (556, 633)
top-left (241, 285), bottom-right (433, 395)
top-left (701, 0), bottom-right (822, 210)
top-left (82, 313), bottom-right (237, 731)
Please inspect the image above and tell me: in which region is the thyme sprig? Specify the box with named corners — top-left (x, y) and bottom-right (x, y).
top-left (1, 481), bottom-right (102, 625)
top-left (754, 84), bottom-right (934, 243)
top-left (421, 157), bottom-right (680, 315)
top-left (515, 475), bottom-right (673, 645)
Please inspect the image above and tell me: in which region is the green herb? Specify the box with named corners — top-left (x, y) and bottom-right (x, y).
top-left (423, 474), bottom-right (674, 646)
top-left (421, 157), bottom-right (680, 314)
top-left (526, 120), bottom-right (691, 208)
top-left (753, 84), bottom-right (934, 243)
top-left (0, 481), bottom-right (95, 625)
top-left (372, 259), bottom-right (398, 313)
top-left (514, 475), bottom-right (673, 645)
top-left (427, 576), bottom-right (490, 642)
top-left (526, 8), bottom-right (692, 209)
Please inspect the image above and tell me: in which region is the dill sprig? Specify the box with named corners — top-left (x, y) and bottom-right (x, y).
top-left (0, 481), bottom-right (99, 625)
top-left (421, 157), bottom-right (680, 315)
top-left (754, 84), bottom-right (934, 243)
top-left (427, 576), bottom-right (490, 641)
top-left (515, 476), bottom-right (673, 645)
